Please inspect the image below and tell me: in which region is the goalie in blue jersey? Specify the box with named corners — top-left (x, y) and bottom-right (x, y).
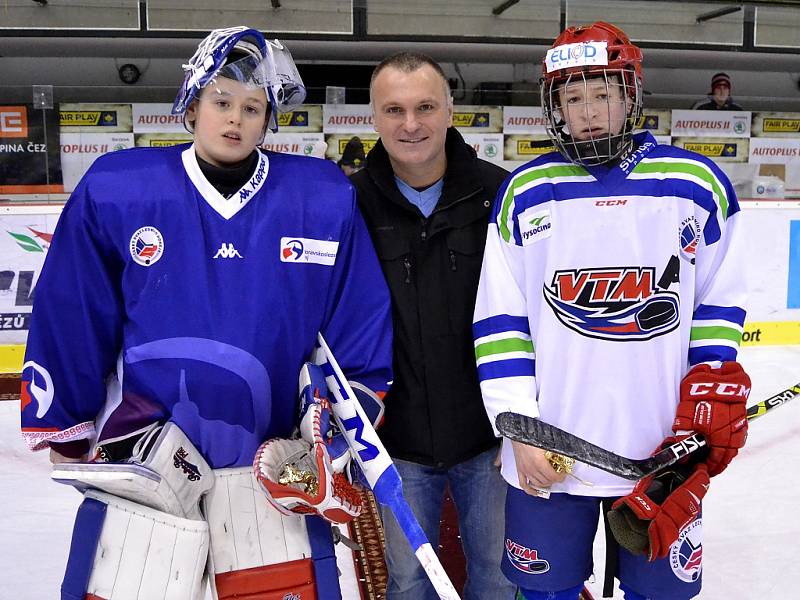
top-left (21, 26), bottom-right (392, 600)
top-left (474, 21), bottom-right (750, 600)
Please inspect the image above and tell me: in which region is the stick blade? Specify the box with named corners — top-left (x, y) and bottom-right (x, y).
top-left (495, 412), bottom-right (651, 480)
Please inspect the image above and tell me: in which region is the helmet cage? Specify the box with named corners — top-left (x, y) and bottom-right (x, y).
top-left (172, 26), bottom-right (306, 133)
top-left (541, 67), bottom-right (643, 167)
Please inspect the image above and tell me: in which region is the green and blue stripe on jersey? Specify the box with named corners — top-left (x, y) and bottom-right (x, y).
top-left (492, 132), bottom-right (740, 247)
top-left (689, 304), bottom-right (746, 365)
top-left (473, 314), bottom-right (535, 381)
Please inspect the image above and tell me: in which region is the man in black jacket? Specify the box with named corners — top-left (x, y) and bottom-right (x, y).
top-left (350, 52), bottom-right (514, 600)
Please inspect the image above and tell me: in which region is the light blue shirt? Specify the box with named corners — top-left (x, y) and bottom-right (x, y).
top-left (394, 176), bottom-right (444, 218)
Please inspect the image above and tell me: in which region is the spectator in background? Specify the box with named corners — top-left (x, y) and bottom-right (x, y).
top-left (338, 135), bottom-right (366, 175)
top-left (693, 72), bottom-right (743, 110)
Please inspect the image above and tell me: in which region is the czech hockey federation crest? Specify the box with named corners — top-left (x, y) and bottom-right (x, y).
top-left (129, 226), bottom-right (164, 266)
top-left (543, 266), bottom-right (680, 341)
top-left (670, 518), bottom-right (703, 583)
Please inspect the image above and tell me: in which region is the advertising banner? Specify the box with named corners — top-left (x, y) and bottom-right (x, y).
top-left (504, 135), bottom-right (555, 161)
top-left (461, 134), bottom-right (504, 165)
top-left (0, 105), bottom-right (63, 194)
top-left (60, 133), bottom-right (135, 192)
top-left (502, 106), bottom-right (547, 135)
top-left (262, 133), bottom-right (327, 158)
top-left (671, 110), bottom-right (750, 138)
top-left (0, 211), bottom-right (61, 345)
top-left (452, 105), bottom-right (503, 133)
top-left (325, 134), bottom-right (379, 163)
top-left (276, 105), bottom-right (323, 132)
top-left (132, 103), bottom-right (185, 133)
top-left (134, 133), bottom-right (193, 148)
top-left (672, 137), bottom-right (749, 162)
top-left (635, 109), bottom-right (672, 136)
top-left (751, 112), bottom-right (800, 138)
top-left (323, 104), bottom-right (374, 133)
top-left (59, 103), bottom-right (133, 133)
top-left (748, 137), bottom-right (800, 164)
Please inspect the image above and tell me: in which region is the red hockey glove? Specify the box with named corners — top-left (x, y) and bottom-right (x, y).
top-left (609, 461), bottom-right (709, 561)
top-left (674, 361), bottom-right (750, 476)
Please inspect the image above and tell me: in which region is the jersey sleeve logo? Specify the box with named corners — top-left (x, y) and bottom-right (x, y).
top-left (129, 226), bottom-right (164, 266)
top-left (679, 216), bottom-right (701, 264)
top-left (280, 237), bottom-right (338, 266)
top-left (543, 265), bottom-right (680, 341)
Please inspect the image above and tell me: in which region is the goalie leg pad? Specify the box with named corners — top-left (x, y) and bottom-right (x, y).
top-left (61, 490), bottom-right (209, 600)
top-left (204, 467), bottom-right (343, 600)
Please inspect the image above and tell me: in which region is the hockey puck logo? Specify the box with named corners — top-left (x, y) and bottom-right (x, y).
top-left (129, 226), bottom-right (164, 266)
top-left (543, 266), bottom-right (680, 341)
top-left (670, 517), bottom-right (703, 582)
top-left (505, 539), bottom-right (550, 575)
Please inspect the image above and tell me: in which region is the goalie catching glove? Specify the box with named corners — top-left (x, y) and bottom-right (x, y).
top-left (674, 361), bottom-right (750, 476)
top-left (254, 362), bottom-right (363, 524)
top-left (608, 456), bottom-right (709, 561)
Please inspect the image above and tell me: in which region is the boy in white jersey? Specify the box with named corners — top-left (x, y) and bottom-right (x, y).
top-left (473, 22), bottom-right (750, 600)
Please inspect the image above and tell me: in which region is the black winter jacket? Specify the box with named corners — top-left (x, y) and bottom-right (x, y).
top-left (351, 128), bottom-right (508, 468)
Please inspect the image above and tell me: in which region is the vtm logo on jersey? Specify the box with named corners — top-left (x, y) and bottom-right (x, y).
top-left (670, 518), bottom-right (703, 583)
top-left (543, 266), bottom-right (680, 341)
top-left (505, 539), bottom-right (550, 574)
top-left (679, 217), bottom-right (701, 264)
top-left (129, 226), bottom-right (164, 266)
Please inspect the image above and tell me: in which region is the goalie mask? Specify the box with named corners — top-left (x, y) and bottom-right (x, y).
top-left (172, 26), bottom-right (306, 133)
top-left (540, 21), bottom-right (643, 167)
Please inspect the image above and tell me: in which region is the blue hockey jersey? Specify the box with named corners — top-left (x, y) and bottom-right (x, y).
top-left (21, 144), bottom-right (393, 468)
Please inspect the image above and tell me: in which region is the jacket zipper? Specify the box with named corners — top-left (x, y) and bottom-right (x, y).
top-left (403, 257), bottom-right (412, 284)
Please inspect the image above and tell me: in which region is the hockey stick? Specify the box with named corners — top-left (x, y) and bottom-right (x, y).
top-left (314, 333), bottom-right (461, 600)
top-left (496, 381), bottom-right (800, 481)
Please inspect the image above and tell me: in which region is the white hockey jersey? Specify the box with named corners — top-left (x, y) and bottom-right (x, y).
top-left (474, 132), bottom-right (747, 496)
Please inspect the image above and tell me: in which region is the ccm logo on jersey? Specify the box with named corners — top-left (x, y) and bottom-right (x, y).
top-left (595, 199), bottom-right (627, 207)
top-left (280, 237), bottom-right (339, 266)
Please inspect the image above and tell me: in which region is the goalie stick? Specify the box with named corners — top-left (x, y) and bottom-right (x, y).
top-left (314, 333), bottom-right (461, 600)
top-left (496, 381), bottom-right (800, 481)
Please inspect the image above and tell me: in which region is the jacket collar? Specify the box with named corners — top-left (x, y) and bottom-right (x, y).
top-left (365, 128), bottom-right (484, 213)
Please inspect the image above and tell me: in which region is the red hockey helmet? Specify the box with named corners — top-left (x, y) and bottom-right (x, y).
top-left (540, 22), bottom-right (644, 166)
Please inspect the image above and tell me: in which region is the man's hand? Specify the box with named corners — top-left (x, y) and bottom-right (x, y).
top-left (511, 440), bottom-right (566, 496)
top-left (674, 361), bottom-right (750, 476)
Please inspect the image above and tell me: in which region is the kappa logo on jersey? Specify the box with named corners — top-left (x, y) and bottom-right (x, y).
top-left (213, 242), bottom-right (243, 259)
top-left (129, 226), bottom-right (164, 266)
top-left (505, 539), bottom-right (550, 574)
top-left (20, 360), bottom-right (54, 418)
top-left (679, 217), bottom-right (701, 264)
top-left (543, 266), bottom-right (680, 341)
top-left (518, 207), bottom-right (552, 246)
top-left (280, 237), bottom-right (339, 266)
top-left (670, 518), bottom-right (703, 582)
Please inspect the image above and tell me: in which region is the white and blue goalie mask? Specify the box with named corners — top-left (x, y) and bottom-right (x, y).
top-left (172, 26), bottom-right (306, 132)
